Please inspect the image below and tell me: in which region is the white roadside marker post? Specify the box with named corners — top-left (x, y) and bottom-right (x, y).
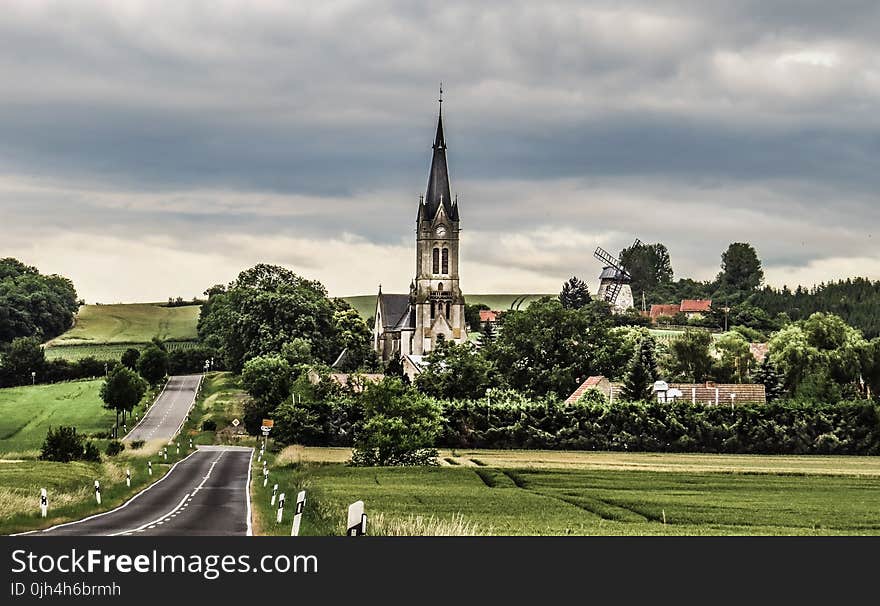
top-left (263, 467), bottom-right (269, 488)
top-left (271, 483), bottom-right (278, 506)
top-left (40, 488), bottom-right (48, 518)
top-left (189, 438), bottom-right (193, 450)
top-left (126, 469), bottom-right (131, 488)
top-left (148, 461), bottom-right (153, 476)
top-left (276, 493), bottom-right (285, 523)
top-left (94, 480), bottom-right (101, 505)
top-left (163, 448), bottom-right (168, 461)
top-left (291, 490), bottom-right (306, 537)
top-left (347, 500), bottom-right (366, 536)
top-left (176, 442), bottom-right (180, 455)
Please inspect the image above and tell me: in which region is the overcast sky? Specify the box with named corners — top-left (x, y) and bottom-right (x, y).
top-left (2, 1), bottom-right (879, 303)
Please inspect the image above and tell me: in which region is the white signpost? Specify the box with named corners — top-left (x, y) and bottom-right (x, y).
top-left (40, 488), bottom-right (48, 518)
top-left (347, 500), bottom-right (366, 536)
top-left (291, 490), bottom-right (306, 537)
top-left (126, 469), bottom-right (131, 488)
top-left (276, 492), bottom-right (285, 523)
top-left (148, 461), bottom-right (153, 476)
top-left (271, 483), bottom-right (278, 506)
top-left (94, 480), bottom-right (101, 505)
top-left (232, 418), bottom-right (240, 427)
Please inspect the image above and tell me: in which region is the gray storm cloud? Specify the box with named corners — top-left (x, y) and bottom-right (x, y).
top-left (0, 0), bottom-right (878, 302)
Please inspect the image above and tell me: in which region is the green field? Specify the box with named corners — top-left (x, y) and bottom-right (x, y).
top-left (342, 293), bottom-right (551, 319)
top-left (44, 340), bottom-right (199, 362)
top-left (48, 303), bottom-right (200, 346)
top-left (0, 380), bottom-right (116, 454)
top-left (256, 449), bottom-right (880, 536)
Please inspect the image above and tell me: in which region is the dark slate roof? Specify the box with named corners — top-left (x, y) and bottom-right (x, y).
top-left (378, 293), bottom-right (413, 330)
top-left (419, 111), bottom-right (459, 223)
top-left (599, 266), bottom-right (631, 282)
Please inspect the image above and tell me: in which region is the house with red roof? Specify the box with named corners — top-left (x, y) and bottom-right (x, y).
top-left (649, 299), bottom-right (712, 322)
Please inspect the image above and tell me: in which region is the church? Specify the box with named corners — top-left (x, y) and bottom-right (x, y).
top-left (373, 99), bottom-right (468, 361)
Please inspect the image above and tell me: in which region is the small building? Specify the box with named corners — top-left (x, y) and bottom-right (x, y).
top-left (565, 376), bottom-right (766, 405)
top-left (649, 299), bottom-right (712, 323)
top-left (479, 309), bottom-right (501, 326)
top-left (402, 354), bottom-right (429, 383)
top-left (307, 370), bottom-right (385, 393)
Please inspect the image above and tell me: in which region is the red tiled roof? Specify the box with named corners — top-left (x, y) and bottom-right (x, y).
top-left (680, 299), bottom-right (712, 313)
top-left (749, 343), bottom-right (769, 362)
top-left (479, 310), bottom-right (499, 322)
top-left (564, 375), bottom-right (610, 405)
top-left (649, 304), bottom-right (681, 320)
top-left (667, 382), bottom-right (765, 404)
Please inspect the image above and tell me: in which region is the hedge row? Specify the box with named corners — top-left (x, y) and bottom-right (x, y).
top-left (269, 396), bottom-right (880, 455)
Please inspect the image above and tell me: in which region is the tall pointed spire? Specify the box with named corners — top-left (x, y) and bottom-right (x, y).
top-left (421, 85), bottom-right (458, 222)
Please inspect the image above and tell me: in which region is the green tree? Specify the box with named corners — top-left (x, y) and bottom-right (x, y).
top-left (0, 257), bottom-right (79, 344)
top-left (621, 339), bottom-right (656, 402)
top-left (559, 276), bottom-right (591, 309)
top-left (619, 242), bottom-right (673, 303)
top-left (241, 354), bottom-right (292, 410)
top-left (137, 344), bottom-right (169, 386)
top-left (0, 336), bottom-right (45, 385)
top-left (713, 332), bottom-right (753, 383)
top-left (666, 330), bottom-right (714, 382)
top-left (197, 264), bottom-right (341, 372)
top-left (100, 366), bottom-right (148, 436)
top-left (486, 298), bottom-right (613, 398)
top-left (331, 307), bottom-right (377, 371)
top-left (121, 348), bottom-right (140, 370)
top-left (768, 312), bottom-right (866, 401)
top-left (480, 320), bottom-right (497, 346)
top-left (39, 426), bottom-right (99, 462)
top-left (753, 356), bottom-right (785, 403)
top-left (717, 242), bottom-right (764, 294)
top-left (414, 340), bottom-right (498, 400)
top-left (351, 378), bottom-right (441, 466)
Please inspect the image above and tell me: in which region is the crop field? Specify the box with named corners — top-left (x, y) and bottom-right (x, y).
top-left (47, 303), bottom-right (200, 346)
top-left (342, 293), bottom-right (551, 319)
top-left (257, 448), bottom-right (880, 535)
top-left (0, 380), bottom-right (116, 454)
top-left (44, 340), bottom-right (198, 362)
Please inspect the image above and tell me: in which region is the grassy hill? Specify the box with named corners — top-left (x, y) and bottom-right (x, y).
top-left (0, 380), bottom-right (114, 454)
top-left (49, 303), bottom-right (200, 346)
top-left (342, 293), bottom-right (551, 319)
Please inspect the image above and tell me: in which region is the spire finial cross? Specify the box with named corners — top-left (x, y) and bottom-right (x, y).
top-left (439, 82), bottom-right (443, 107)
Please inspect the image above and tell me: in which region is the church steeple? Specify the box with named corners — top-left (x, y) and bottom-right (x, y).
top-left (420, 87), bottom-right (458, 222)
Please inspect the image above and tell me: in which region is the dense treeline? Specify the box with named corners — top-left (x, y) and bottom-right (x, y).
top-left (750, 278), bottom-right (880, 338)
top-left (0, 258), bottom-right (79, 344)
top-left (264, 377), bottom-right (880, 455)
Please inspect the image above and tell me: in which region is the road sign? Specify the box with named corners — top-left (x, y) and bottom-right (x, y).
top-left (261, 426), bottom-right (271, 436)
top-left (262, 419), bottom-right (274, 428)
top-left (232, 418), bottom-right (240, 427)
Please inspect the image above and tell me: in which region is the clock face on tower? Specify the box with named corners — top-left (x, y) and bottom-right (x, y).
top-left (435, 225), bottom-right (447, 237)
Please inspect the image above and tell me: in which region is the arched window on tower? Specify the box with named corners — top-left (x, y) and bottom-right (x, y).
top-left (442, 248), bottom-right (449, 274)
top-left (438, 282), bottom-right (443, 291)
top-left (445, 302), bottom-right (450, 318)
top-left (432, 247), bottom-right (440, 274)
top-left (430, 301), bottom-right (436, 320)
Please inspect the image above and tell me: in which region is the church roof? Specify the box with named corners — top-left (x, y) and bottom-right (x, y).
top-left (419, 109), bottom-right (459, 223)
top-left (378, 293), bottom-right (414, 331)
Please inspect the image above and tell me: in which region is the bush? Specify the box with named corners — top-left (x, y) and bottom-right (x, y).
top-left (201, 419), bottom-right (217, 431)
top-left (105, 440), bottom-right (124, 456)
top-left (129, 439), bottom-right (145, 450)
top-left (39, 426), bottom-right (101, 462)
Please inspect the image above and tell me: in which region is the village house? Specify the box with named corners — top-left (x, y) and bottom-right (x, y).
top-left (648, 299), bottom-right (712, 323)
top-left (565, 375), bottom-right (767, 406)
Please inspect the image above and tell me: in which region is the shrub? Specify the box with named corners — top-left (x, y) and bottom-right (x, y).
top-left (39, 426), bottom-right (101, 462)
top-left (201, 419), bottom-right (217, 431)
top-left (129, 439), bottom-right (146, 450)
top-left (105, 440), bottom-right (124, 456)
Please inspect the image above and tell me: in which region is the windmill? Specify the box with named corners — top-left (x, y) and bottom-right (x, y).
top-left (593, 238), bottom-right (640, 311)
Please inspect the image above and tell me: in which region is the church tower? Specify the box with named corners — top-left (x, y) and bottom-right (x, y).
top-left (412, 95), bottom-right (467, 354)
top-left (372, 92), bottom-right (468, 361)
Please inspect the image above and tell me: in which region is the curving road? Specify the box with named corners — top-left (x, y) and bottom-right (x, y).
top-left (124, 374), bottom-right (202, 443)
top-left (25, 446), bottom-right (253, 536)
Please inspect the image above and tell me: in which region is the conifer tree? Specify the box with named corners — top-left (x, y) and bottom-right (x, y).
top-left (754, 355), bottom-right (785, 402)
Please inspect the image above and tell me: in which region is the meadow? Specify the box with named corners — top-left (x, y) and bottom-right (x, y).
top-left (44, 341), bottom-right (198, 362)
top-left (47, 303), bottom-right (200, 346)
top-left (255, 447), bottom-right (880, 536)
top-left (0, 380), bottom-right (116, 454)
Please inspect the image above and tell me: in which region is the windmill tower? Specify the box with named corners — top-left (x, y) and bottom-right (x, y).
top-left (593, 239), bottom-right (639, 312)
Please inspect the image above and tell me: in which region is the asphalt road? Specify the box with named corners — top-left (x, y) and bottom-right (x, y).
top-left (124, 374), bottom-right (203, 443)
top-left (29, 446), bottom-right (253, 536)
